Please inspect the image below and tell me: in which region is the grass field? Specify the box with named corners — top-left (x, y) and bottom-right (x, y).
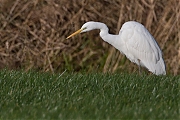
top-left (0, 70), bottom-right (179, 119)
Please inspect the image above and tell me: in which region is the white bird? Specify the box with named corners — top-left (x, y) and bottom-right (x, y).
top-left (66, 21), bottom-right (166, 75)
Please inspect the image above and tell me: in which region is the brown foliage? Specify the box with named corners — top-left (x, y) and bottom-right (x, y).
top-left (0, 0), bottom-right (179, 75)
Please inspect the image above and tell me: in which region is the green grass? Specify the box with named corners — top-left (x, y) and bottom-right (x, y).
top-left (0, 70), bottom-right (179, 119)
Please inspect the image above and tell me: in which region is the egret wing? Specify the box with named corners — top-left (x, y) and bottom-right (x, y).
top-left (119, 21), bottom-right (162, 64)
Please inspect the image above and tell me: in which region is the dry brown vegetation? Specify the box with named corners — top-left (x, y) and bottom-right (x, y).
top-left (0, 0), bottom-right (179, 75)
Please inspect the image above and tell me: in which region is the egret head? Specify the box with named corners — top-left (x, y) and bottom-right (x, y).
top-left (66, 22), bottom-right (96, 39)
top-left (80, 22), bottom-right (97, 32)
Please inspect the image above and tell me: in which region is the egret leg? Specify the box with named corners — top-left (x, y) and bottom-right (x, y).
top-left (138, 59), bottom-right (141, 75)
top-left (138, 65), bottom-right (141, 75)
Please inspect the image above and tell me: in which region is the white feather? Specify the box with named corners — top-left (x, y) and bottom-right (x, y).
top-left (67, 21), bottom-right (166, 75)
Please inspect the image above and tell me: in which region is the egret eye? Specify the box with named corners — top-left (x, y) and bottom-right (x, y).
top-left (82, 27), bottom-right (87, 30)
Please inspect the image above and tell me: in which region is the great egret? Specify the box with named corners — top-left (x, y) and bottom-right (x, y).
top-left (66, 21), bottom-right (166, 75)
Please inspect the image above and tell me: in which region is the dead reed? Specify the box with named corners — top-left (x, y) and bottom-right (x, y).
top-left (0, 0), bottom-right (179, 75)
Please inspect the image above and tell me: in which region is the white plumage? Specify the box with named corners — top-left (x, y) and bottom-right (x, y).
top-left (67, 21), bottom-right (166, 75)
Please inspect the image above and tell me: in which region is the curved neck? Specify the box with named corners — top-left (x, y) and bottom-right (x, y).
top-left (96, 22), bottom-right (119, 46)
top-left (94, 22), bottom-right (109, 36)
top-left (86, 22), bottom-right (120, 50)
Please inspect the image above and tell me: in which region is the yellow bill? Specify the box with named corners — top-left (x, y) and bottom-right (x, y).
top-left (66, 29), bottom-right (83, 39)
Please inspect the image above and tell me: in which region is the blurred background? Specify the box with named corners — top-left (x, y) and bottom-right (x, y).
top-left (0, 0), bottom-right (179, 75)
